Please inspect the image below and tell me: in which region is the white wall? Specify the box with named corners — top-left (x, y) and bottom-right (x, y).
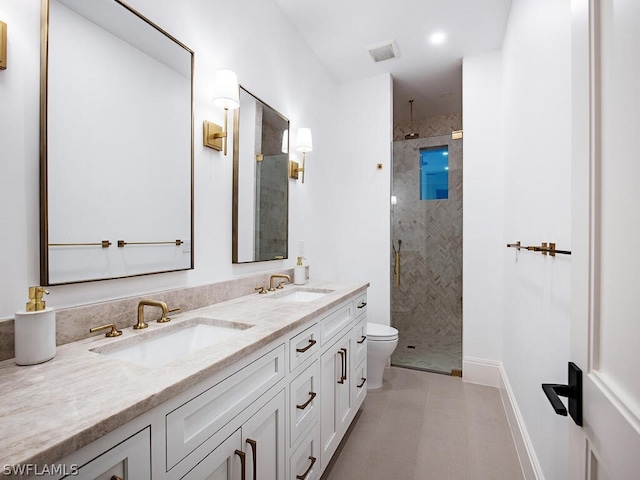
top-left (462, 50), bottom-right (505, 374)
top-left (0, 0), bottom-right (340, 318)
top-left (501, 1), bottom-right (572, 478)
top-left (333, 74), bottom-right (393, 326)
top-left (463, 0), bottom-right (573, 478)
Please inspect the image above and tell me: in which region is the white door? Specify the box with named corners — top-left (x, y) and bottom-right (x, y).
top-left (570, 0), bottom-right (640, 478)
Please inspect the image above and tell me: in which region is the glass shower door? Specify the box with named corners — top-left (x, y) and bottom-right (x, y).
top-left (391, 133), bottom-right (463, 374)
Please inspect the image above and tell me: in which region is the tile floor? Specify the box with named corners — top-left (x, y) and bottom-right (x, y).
top-left (321, 367), bottom-right (524, 480)
top-left (392, 331), bottom-right (462, 374)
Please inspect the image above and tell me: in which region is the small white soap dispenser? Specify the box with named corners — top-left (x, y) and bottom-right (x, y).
top-left (294, 256), bottom-right (306, 285)
top-left (14, 286), bottom-right (56, 366)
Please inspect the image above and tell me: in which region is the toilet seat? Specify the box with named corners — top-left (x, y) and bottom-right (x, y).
top-left (366, 323), bottom-right (398, 341)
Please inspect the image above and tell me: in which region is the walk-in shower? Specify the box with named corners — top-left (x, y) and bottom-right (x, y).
top-left (391, 132), bottom-right (463, 375)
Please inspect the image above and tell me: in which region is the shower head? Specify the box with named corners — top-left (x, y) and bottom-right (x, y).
top-left (404, 100), bottom-right (419, 140)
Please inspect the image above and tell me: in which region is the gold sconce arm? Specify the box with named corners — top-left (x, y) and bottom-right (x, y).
top-left (203, 112), bottom-right (229, 154)
top-left (0, 21), bottom-right (7, 71)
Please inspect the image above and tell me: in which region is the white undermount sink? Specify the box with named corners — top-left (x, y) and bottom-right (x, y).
top-left (270, 288), bottom-right (333, 302)
top-left (91, 317), bottom-right (253, 368)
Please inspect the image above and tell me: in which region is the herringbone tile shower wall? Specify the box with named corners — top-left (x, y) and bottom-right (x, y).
top-left (393, 113), bottom-right (462, 142)
top-left (391, 115), bottom-right (463, 373)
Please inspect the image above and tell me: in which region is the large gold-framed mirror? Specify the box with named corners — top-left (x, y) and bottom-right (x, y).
top-left (40, 0), bottom-right (194, 285)
top-left (232, 87), bottom-right (289, 263)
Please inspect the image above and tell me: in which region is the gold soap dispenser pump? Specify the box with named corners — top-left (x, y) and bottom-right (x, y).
top-left (294, 256), bottom-right (306, 285)
top-left (26, 286), bottom-right (49, 311)
top-left (15, 286), bottom-right (56, 365)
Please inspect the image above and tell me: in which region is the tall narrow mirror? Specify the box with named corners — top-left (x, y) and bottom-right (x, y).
top-left (232, 87), bottom-right (289, 263)
top-left (41, 0), bottom-right (194, 285)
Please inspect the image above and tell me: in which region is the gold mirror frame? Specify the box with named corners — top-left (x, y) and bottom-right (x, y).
top-left (40, 0), bottom-right (194, 285)
top-left (232, 87), bottom-right (289, 263)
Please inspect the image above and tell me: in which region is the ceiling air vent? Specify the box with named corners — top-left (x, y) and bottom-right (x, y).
top-left (367, 40), bottom-right (400, 63)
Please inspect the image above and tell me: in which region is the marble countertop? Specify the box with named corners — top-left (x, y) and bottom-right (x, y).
top-left (0, 280), bottom-right (368, 474)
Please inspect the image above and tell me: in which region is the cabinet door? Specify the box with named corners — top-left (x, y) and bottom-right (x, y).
top-left (181, 429), bottom-right (243, 480)
top-left (64, 427), bottom-right (151, 480)
top-left (241, 389), bottom-right (286, 480)
top-left (319, 334), bottom-right (351, 469)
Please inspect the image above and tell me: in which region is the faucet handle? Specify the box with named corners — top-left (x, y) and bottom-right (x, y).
top-left (255, 286), bottom-right (267, 294)
top-left (90, 323), bottom-right (122, 337)
top-left (276, 280), bottom-right (287, 289)
top-left (158, 306), bottom-right (180, 323)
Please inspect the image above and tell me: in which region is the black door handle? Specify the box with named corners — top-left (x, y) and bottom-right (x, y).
top-left (541, 362), bottom-right (583, 427)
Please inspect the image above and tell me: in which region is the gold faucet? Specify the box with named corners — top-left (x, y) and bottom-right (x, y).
top-left (269, 274), bottom-right (291, 291)
top-left (135, 300), bottom-right (179, 329)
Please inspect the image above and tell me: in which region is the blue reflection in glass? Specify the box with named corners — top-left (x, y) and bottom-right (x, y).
top-left (420, 146), bottom-right (449, 200)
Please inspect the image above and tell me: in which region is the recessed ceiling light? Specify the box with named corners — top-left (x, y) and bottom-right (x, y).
top-left (430, 32), bottom-right (447, 45)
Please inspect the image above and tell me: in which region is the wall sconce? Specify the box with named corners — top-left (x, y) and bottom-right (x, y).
top-left (203, 69), bottom-right (239, 155)
top-left (289, 127), bottom-right (313, 183)
top-left (281, 129), bottom-right (288, 154)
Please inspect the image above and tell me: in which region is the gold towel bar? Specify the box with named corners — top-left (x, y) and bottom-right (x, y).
top-left (117, 239), bottom-right (183, 247)
top-left (49, 240), bottom-right (111, 248)
top-left (506, 241), bottom-right (571, 256)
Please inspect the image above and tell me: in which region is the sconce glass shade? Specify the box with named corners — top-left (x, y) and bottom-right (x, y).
top-left (282, 130), bottom-right (289, 154)
top-left (212, 69), bottom-right (240, 110)
top-left (296, 127), bottom-right (313, 153)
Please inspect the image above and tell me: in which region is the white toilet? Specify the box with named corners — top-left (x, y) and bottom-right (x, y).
top-left (366, 323), bottom-right (399, 389)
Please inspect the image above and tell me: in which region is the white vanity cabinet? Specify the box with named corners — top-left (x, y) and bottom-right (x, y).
top-left (320, 331), bottom-right (353, 469)
top-left (40, 288), bottom-right (367, 480)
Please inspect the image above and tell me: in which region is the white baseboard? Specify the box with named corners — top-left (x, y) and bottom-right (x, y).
top-left (462, 356), bottom-right (543, 480)
top-left (462, 356), bottom-right (502, 387)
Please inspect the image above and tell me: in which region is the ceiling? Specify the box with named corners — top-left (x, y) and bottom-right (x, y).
top-left (274, 0), bottom-right (512, 123)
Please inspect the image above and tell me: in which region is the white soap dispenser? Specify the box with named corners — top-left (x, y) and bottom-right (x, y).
top-left (14, 286), bottom-right (56, 366)
top-left (294, 256), bottom-right (306, 285)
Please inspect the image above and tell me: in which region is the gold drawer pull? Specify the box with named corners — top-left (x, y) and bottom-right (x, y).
top-left (296, 391), bottom-right (317, 410)
top-left (357, 301), bottom-right (367, 309)
top-left (357, 335), bottom-right (367, 344)
top-left (111, 476), bottom-right (124, 480)
top-left (357, 377), bottom-right (367, 388)
top-left (296, 339), bottom-right (317, 353)
top-left (296, 455), bottom-right (317, 480)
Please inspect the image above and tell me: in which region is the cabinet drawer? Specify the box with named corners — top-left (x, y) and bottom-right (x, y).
top-left (352, 360), bottom-right (367, 411)
top-left (166, 344), bottom-right (285, 471)
top-left (289, 423), bottom-right (321, 480)
top-left (320, 302), bottom-right (353, 346)
top-left (355, 292), bottom-right (367, 319)
top-left (73, 427), bottom-right (150, 479)
top-left (289, 323), bottom-right (319, 373)
top-left (290, 360), bottom-right (320, 447)
top-left (352, 319), bottom-right (367, 368)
